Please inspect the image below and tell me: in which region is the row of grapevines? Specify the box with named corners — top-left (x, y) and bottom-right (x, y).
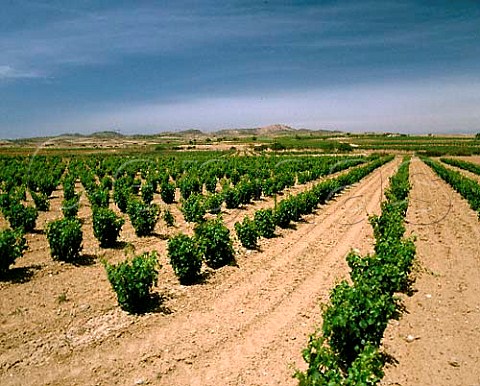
top-left (0, 155), bottom-right (66, 274)
top-left (0, 155), bottom-right (65, 196)
top-left (101, 216), bottom-right (235, 312)
top-left (296, 157), bottom-right (416, 385)
top-left (166, 157), bottom-right (392, 290)
top-left (0, 152), bottom-right (370, 204)
top-left (180, 156), bottom-right (371, 225)
top-left (0, 187), bottom-right (37, 274)
top-left (440, 157), bottom-right (480, 176)
top-left (62, 152), bottom-right (359, 214)
top-left (113, 154), bottom-right (369, 207)
top-left (424, 157), bottom-right (480, 217)
top-left (0, 156), bottom-right (65, 274)
top-left (167, 157), bottom-right (393, 285)
top-left (167, 218), bottom-right (235, 284)
top-left (75, 151), bottom-right (351, 187)
top-left (235, 156), bottom-right (394, 249)
top-left (0, 153), bottom-right (375, 310)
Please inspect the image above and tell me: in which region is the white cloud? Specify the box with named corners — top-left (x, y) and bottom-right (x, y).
top-left (0, 65), bottom-right (41, 80)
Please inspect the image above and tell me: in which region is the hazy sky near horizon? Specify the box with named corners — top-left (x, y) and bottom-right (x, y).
top-left (1, 1), bottom-right (479, 138)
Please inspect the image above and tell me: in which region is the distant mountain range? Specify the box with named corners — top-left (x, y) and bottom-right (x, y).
top-left (161, 124), bottom-right (340, 138)
top-left (70, 124), bottom-right (340, 138)
top-left (3, 124), bottom-right (341, 144)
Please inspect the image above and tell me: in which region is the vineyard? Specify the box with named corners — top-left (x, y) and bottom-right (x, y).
top-left (0, 147), bottom-right (479, 385)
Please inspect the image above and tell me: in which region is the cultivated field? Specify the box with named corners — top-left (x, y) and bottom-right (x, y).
top-left (0, 143), bottom-right (479, 385)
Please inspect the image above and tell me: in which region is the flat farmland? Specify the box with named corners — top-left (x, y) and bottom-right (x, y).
top-left (0, 151), bottom-right (479, 386)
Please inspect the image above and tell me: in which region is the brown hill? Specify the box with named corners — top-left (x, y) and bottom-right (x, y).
top-left (256, 124), bottom-right (295, 135)
top-left (213, 124), bottom-right (332, 137)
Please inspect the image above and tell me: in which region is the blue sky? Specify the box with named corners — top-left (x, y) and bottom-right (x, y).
top-left (1, 1), bottom-right (479, 138)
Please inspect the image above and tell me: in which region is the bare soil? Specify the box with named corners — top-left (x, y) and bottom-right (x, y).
top-left (3, 155), bottom-right (479, 386)
top-left (456, 156), bottom-right (480, 165)
top-left (0, 158), bottom-right (401, 386)
top-left (381, 158), bottom-right (480, 385)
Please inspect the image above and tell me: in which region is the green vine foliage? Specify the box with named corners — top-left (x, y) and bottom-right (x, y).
top-left (63, 176), bottom-right (77, 201)
top-left (4, 202), bottom-right (38, 233)
top-left (160, 181), bottom-right (176, 204)
top-left (62, 194), bottom-right (80, 218)
top-left (425, 157), bottom-right (480, 214)
top-left (100, 176), bottom-right (113, 191)
top-left (236, 180), bottom-right (254, 205)
top-left (296, 156), bottom-right (414, 385)
top-left (0, 229), bottom-right (27, 274)
top-left (274, 197), bottom-right (298, 228)
top-left (104, 251), bottom-right (159, 313)
top-left (441, 157), bottom-right (480, 176)
top-left (295, 335), bottom-right (384, 386)
top-left (93, 208), bottom-right (125, 247)
top-left (181, 193), bottom-right (205, 223)
top-left (46, 218), bottom-right (83, 262)
top-left (195, 218), bottom-right (235, 269)
top-left (30, 190), bottom-right (50, 211)
top-left (204, 174), bottom-right (217, 194)
top-left (204, 193), bottom-right (224, 215)
top-left (254, 209), bottom-right (276, 238)
top-left (223, 187), bottom-right (241, 209)
top-left (235, 216), bottom-right (259, 249)
top-left (322, 281), bottom-right (398, 366)
top-left (127, 199), bottom-right (160, 236)
top-left (167, 234), bottom-right (203, 284)
top-left (163, 208), bottom-right (175, 227)
top-left (88, 188), bottom-right (110, 209)
top-left (141, 182), bottom-right (155, 204)
top-left (113, 177), bottom-right (131, 213)
top-left (178, 176), bottom-right (201, 200)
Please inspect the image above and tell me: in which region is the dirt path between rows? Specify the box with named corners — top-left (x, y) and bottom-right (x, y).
top-left (1, 158), bottom-right (400, 386)
top-left (382, 157), bottom-right (480, 386)
top-left (456, 156), bottom-right (480, 165)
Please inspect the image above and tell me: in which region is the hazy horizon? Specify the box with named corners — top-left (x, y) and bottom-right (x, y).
top-left (1, 1), bottom-right (479, 138)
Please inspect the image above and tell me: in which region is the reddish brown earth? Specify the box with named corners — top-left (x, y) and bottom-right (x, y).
top-left (0, 158), bottom-right (401, 386)
top-left (381, 158), bottom-right (480, 385)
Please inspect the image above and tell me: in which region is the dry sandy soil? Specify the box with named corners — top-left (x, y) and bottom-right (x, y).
top-left (1, 156), bottom-right (479, 385)
top-left (382, 158), bottom-right (480, 386)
